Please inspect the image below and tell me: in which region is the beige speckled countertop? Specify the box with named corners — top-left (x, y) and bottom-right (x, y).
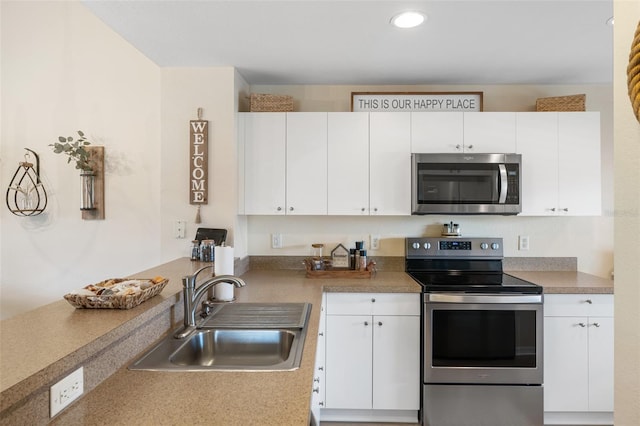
top-left (0, 259), bottom-right (418, 425)
top-left (1, 259), bottom-right (613, 425)
top-left (507, 271), bottom-right (614, 294)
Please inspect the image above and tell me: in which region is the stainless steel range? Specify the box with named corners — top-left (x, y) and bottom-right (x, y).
top-left (406, 237), bottom-right (543, 426)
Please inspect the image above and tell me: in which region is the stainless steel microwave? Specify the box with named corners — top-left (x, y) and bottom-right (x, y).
top-left (412, 153), bottom-right (522, 215)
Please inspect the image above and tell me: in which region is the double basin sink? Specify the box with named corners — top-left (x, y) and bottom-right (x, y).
top-left (129, 302), bottom-right (311, 372)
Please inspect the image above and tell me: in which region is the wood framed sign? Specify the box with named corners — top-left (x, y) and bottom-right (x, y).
top-left (189, 119), bottom-right (208, 205)
top-left (351, 91), bottom-right (483, 112)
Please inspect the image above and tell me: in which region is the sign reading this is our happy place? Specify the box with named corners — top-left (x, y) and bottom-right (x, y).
top-left (351, 92), bottom-right (483, 112)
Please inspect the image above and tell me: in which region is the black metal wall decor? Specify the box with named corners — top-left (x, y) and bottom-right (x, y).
top-left (6, 148), bottom-right (48, 216)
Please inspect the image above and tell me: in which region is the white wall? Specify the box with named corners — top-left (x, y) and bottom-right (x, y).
top-left (613, 1), bottom-right (640, 423)
top-left (246, 84), bottom-right (614, 278)
top-left (159, 67), bottom-right (244, 261)
top-left (0, 1), bottom-right (162, 319)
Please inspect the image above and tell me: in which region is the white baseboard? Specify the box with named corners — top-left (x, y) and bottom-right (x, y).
top-left (544, 411), bottom-right (613, 425)
top-left (320, 408), bottom-right (418, 423)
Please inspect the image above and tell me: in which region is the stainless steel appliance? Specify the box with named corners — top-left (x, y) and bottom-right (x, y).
top-left (406, 237), bottom-right (543, 426)
top-left (411, 153), bottom-right (522, 215)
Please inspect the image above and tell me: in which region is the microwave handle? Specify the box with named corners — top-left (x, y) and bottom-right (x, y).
top-left (498, 164), bottom-right (508, 203)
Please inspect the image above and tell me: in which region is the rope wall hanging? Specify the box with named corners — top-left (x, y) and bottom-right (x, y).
top-left (628, 20), bottom-right (640, 122)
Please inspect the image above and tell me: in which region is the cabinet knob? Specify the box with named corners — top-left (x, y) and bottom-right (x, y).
top-left (318, 366), bottom-right (324, 371)
top-left (378, 321), bottom-right (383, 326)
top-left (592, 322), bottom-right (601, 328)
top-left (361, 207), bottom-right (366, 212)
top-left (314, 377), bottom-right (320, 383)
top-left (561, 207), bottom-right (569, 212)
top-left (371, 298), bottom-right (376, 303)
top-left (277, 206), bottom-right (282, 211)
top-left (585, 299), bottom-right (593, 304)
top-left (319, 402), bottom-right (324, 407)
top-left (455, 144), bottom-right (462, 150)
top-left (467, 144), bottom-right (474, 149)
top-left (549, 207), bottom-right (556, 212)
top-left (289, 206), bottom-right (294, 211)
top-left (577, 322), bottom-right (587, 328)
top-left (318, 332), bottom-right (324, 336)
top-left (313, 387), bottom-right (320, 393)
top-left (364, 321), bottom-right (369, 326)
top-left (373, 207), bottom-right (378, 212)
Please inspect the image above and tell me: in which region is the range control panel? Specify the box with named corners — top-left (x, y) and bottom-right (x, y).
top-left (406, 237), bottom-right (503, 259)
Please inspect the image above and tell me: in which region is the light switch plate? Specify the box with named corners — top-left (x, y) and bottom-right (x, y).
top-left (519, 235), bottom-right (530, 251)
top-left (50, 367), bottom-right (84, 417)
top-left (370, 235), bottom-right (381, 250)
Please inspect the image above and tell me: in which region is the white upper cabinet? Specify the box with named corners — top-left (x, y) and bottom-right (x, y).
top-left (243, 112), bottom-right (286, 215)
top-left (516, 112), bottom-right (601, 216)
top-left (411, 112), bottom-right (464, 153)
top-left (369, 112), bottom-right (411, 215)
top-left (558, 112), bottom-right (601, 216)
top-left (463, 112), bottom-right (517, 153)
top-left (516, 112), bottom-right (559, 215)
top-left (411, 112), bottom-right (515, 153)
top-left (327, 112), bottom-right (370, 215)
top-left (286, 113), bottom-right (328, 215)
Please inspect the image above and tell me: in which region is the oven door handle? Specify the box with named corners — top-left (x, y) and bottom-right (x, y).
top-left (426, 293), bottom-right (542, 304)
top-left (498, 164), bottom-right (508, 204)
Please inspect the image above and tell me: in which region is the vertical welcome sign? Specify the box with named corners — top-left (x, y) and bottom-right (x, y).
top-left (189, 119), bottom-right (208, 205)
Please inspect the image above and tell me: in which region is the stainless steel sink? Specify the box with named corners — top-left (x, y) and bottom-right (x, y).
top-left (129, 303), bottom-right (311, 372)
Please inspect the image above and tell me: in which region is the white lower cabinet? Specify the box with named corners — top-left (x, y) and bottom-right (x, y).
top-left (310, 294), bottom-right (326, 426)
top-left (543, 294), bottom-right (614, 425)
top-left (321, 292), bottom-right (420, 423)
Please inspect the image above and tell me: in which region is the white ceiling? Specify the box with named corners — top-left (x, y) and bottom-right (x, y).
top-left (82, 0), bottom-right (614, 85)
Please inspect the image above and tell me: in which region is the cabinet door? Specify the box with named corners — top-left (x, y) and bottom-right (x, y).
top-left (310, 296), bottom-right (327, 423)
top-left (558, 112), bottom-right (601, 215)
top-left (243, 113), bottom-right (286, 214)
top-left (286, 113), bottom-right (328, 215)
top-left (516, 112), bottom-right (559, 215)
top-left (325, 315), bottom-right (372, 409)
top-left (411, 112), bottom-right (464, 153)
top-left (588, 317), bottom-right (614, 412)
top-left (327, 112), bottom-right (370, 215)
top-left (369, 112), bottom-right (411, 215)
top-left (544, 316), bottom-right (589, 412)
top-left (463, 112), bottom-right (516, 153)
top-left (372, 315), bottom-right (420, 410)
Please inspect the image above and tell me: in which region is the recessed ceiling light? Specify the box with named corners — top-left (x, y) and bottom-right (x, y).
top-left (390, 11), bottom-right (426, 29)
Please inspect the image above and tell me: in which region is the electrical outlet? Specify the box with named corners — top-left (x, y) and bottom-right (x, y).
top-left (271, 233), bottom-right (283, 249)
top-left (519, 235), bottom-right (530, 251)
top-left (50, 367), bottom-right (84, 417)
top-left (174, 220), bottom-right (186, 239)
top-left (370, 234), bottom-right (381, 250)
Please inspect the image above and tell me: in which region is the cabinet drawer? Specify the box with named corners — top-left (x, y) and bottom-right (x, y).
top-left (326, 292), bottom-right (420, 316)
top-left (544, 294), bottom-right (613, 317)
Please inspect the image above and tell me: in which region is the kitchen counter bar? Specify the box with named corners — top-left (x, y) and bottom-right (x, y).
top-left (0, 258), bottom-right (418, 425)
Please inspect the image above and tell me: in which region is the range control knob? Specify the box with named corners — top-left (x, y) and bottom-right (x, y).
top-left (423, 242), bottom-right (431, 250)
top-left (491, 243), bottom-right (500, 250)
top-left (480, 243), bottom-right (489, 250)
top-left (412, 242), bottom-right (420, 250)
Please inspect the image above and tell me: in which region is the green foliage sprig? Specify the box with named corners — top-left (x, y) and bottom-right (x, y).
top-left (50, 130), bottom-right (93, 171)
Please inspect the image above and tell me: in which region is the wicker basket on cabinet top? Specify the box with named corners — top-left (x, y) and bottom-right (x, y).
top-left (535, 94), bottom-right (586, 111)
top-left (250, 93), bottom-right (294, 112)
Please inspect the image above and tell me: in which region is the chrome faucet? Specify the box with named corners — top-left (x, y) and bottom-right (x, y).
top-left (174, 265), bottom-right (246, 339)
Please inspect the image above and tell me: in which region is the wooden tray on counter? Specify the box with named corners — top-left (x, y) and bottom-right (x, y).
top-left (305, 261), bottom-right (376, 279)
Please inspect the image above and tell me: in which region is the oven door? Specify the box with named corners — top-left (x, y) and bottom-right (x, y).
top-left (424, 292), bottom-right (543, 385)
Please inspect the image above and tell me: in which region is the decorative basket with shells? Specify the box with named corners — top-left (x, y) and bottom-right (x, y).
top-left (63, 276), bottom-right (168, 309)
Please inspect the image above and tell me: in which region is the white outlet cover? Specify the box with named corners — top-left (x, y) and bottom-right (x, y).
top-left (50, 367), bottom-right (84, 417)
